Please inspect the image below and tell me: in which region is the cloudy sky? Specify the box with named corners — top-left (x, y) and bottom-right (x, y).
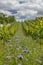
top-left (0, 0), bottom-right (43, 21)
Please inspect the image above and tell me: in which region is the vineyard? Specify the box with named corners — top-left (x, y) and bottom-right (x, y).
top-left (0, 13), bottom-right (43, 65)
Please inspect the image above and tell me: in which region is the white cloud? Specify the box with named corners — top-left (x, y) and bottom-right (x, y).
top-left (0, 0), bottom-right (43, 21)
top-left (0, 9), bottom-right (12, 15)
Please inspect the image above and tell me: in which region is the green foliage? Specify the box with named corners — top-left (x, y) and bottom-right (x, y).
top-left (7, 16), bottom-right (16, 23)
top-left (9, 23), bottom-right (18, 35)
top-left (0, 25), bottom-right (10, 41)
top-left (0, 23), bottom-right (18, 42)
top-left (0, 13), bottom-right (16, 24)
top-left (22, 17), bottom-right (43, 48)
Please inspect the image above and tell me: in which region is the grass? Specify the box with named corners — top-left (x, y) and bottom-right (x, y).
top-left (0, 22), bottom-right (43, 65)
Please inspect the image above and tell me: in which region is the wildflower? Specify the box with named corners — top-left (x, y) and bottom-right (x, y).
top-left (36, 59), bottom-right (42, 64)
top-left (6, 56), bottom-right (11, 60)
top-left (9, 45), bottom-right (12, 49)
top-left (16, 46), bottom-right (22, 50)
top-left (7, 40), bottom-right (11, 42)
top-left (18, 63), bottom-right (22, 65)
top-left (17, 54), bottom-right (23, 60)
top-left (22, 49), bottom-right (29, 53)
top-left (0, 24), bottom-right (3, 27)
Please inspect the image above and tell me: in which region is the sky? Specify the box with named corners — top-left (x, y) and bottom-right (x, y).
top-left (0, 0), bottom-right (43, 21)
